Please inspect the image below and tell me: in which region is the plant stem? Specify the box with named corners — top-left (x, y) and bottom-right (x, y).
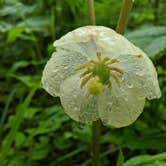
top-left (87, 1), bottom-right (101, 165)
top-left (153, 0), bottom-right (160, 24)
top-left (116, 0), bottom-right (133, 34)
top-left (92, 120), bottom-right (101, 166)
top-left (88, 0), bottom-right (96, 25)
top-left (51, 6), bottom-right (56, 40)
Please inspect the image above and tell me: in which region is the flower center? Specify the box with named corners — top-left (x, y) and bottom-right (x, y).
top-left (92, 63), bottom-right (110, 84)
top-left (74, 52), bottom-right (124, 97)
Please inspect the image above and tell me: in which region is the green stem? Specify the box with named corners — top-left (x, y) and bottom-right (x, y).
top-left (116, 0), bottom-right (133, 34)
top-left (51, 6), bottom-right (56, 40)
top-left (153, 0), bottom-right (160, 24)
top-left (88, 0), bottom-right (96, 25)
top-left (92, 120), bottom-right (101, 166)
top-left (87, 0), bottom-right (101, 165)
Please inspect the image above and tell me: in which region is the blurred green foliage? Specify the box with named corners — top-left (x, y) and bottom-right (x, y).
top-left (0, 0), bottom-right (166, 165)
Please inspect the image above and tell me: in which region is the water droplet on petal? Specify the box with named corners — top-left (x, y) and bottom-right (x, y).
top-left (127, 82), bottom-right (133, 88)
top-left (53, 69), bottom-right (59, 73)
top-left (136, 71), bottom-right (144, 76)
top-left (124, 97), bottom-right (128, 101)
top-left (108, 102), bottom-right (113, 107)
top-left (73, 94), bottom-right (77, 98)
top-left (74, 107), bottom-right (78, 111)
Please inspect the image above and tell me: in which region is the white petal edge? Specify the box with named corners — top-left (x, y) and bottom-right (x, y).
top-left (60, 74), bottom-right (99, 123)
top-left (98, 87), bottom-right (146, 128)
top-left (110, 53), bottom-right (161, 100)
top-left (42, 49), bottom-right (87, 97)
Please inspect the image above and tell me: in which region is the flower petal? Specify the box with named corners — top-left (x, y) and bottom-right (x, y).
top-left (54, 26), bottom-right (108, 60)
top-left (60, 74), bottom-right (99, 123)
top-left (98, 87), bottom-right (145, 128)
top-left (54, 26), bottom-right (139, 57)
top-left (112, 53), bottom-right (161, 100)
top-left (42, 49), bottom-right (87, 97)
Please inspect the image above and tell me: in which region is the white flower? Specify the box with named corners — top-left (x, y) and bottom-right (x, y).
top-left (42, 26), bottom-right (161, 128)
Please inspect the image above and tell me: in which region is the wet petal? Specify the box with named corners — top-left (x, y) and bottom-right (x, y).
top-left (54, 26), bottom-right (139, 57)
top-left (98, 87), bottom-right (145, 128)
top-left (60, 74), bottom-right (99, 123)
top-left (54, 26), bottom-right (103, 47)
top-left (42, 49), bottom-right (87, 97)
top-left (54, 26), bottom-right (107, 60)
top-left (113, 53), bottom-right (161, 100)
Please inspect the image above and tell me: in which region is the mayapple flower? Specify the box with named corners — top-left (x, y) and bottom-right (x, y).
top-left (42, 26), bottom-right (161, 128)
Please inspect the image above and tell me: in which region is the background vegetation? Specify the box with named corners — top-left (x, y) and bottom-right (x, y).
top-left (0, 0), bottom-right (166, 165)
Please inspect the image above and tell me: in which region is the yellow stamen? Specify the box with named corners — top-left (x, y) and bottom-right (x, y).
top-left (74, 63), bottom-right (89, 71)
top-left (88, 77), bottom-right (103, 95)
top-left (106, 59), bottom-right (119, 65)
top-left (103, 57), bottom-right (110, 63)
top-left (85, 91), bottom-right (90, 97)
top-left (110, 66), bottom-right (124, 74)
top-left (74, 51), bottom-right (123, 97)
top-left (80, 69), bottom-right (91, 78)
top-left (96, 52), bottom-right (102, 61)
top-left (80, 74), bottom-right (93, 89)
top-left (108, 81), bottom-right (112, 92)
top-left (110, 73), bottom-right (121, 86)
top-left (90, 60), bottom-right (98, 64)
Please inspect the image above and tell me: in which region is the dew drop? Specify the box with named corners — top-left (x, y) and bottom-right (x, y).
top-left (53, 69), bottom-right (59, 73)
top-left (124, 97), bottom-right (128, 101)
top-left (137, 95), bottom-right (145, 100)
top-left (73, 94), bottom-right (77, 98)
top-left (74, 106), bottom-right (78, 111)
top-left (45, 85), bottom-right (49, 91)
top-left (108, 102), bottom-right (113, 107)
top-left (127, 82), bottom-right (133, 88)
top-left (136, 71), bottom-right (144, 76)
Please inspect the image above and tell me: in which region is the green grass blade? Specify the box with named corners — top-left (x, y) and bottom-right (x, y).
top-left (0, 88), bottom-right (37, 165)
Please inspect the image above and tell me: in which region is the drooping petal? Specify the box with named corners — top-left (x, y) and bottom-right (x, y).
top-left (54, 26), bottom-right (101, 47)
top-left (42, 49), bottom-right (87, 97)
top-left (98, 86), bottom-right (145, 128)
top-left (60, 74), bottom-right (99, 123)
top-left (54, 26), bottom-right (139, 57)
top-left (111, 53), bottom-right (161, 100)
top-left (42, 26), bottom-right (161, 127)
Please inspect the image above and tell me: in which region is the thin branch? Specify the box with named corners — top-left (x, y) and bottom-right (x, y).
top-left (87, 1), bottom-right (101, 165)
top-left (87, 0), bottom-right (96, 25)
top-left (92, 120), bottom-right (101, 166)
top-left (116, 0), bottom-right (133, 34)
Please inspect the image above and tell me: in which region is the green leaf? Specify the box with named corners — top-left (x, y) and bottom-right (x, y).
top-left (126, 26), bottom-right (166, 38)
top-left (0, 2), bottom-right (36, 16)
top-left (126, 26), bottom-right (166, 59)
top-left (53, 135), bottom-right (72, 150)
top-left (116, 149), bottom-right (124, 166)
top-left (7, 26), bottom-right (24, 42)
top-left (124, 152), bottom-right (166, 166)
top-left (125, 136), bottom-right (166, 150)
top-left (28, 137), bottom-right (50, 160)
top-left (24, 107), bottom-right (40, 119)
top-left (0, 21), bottom-right (12, 32)
top-left (26, 106), bottom-right (69, 136)
top-left (10, 75), bottom-right (41, 88)
top-left (14, 132), bottom-right (26, 147)
top-left (145, 36), bottom-right (166, 58)
top-left (0, 88), bottom-right (37, 164)
top-left (18, 16), bottom-right (50, 33)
